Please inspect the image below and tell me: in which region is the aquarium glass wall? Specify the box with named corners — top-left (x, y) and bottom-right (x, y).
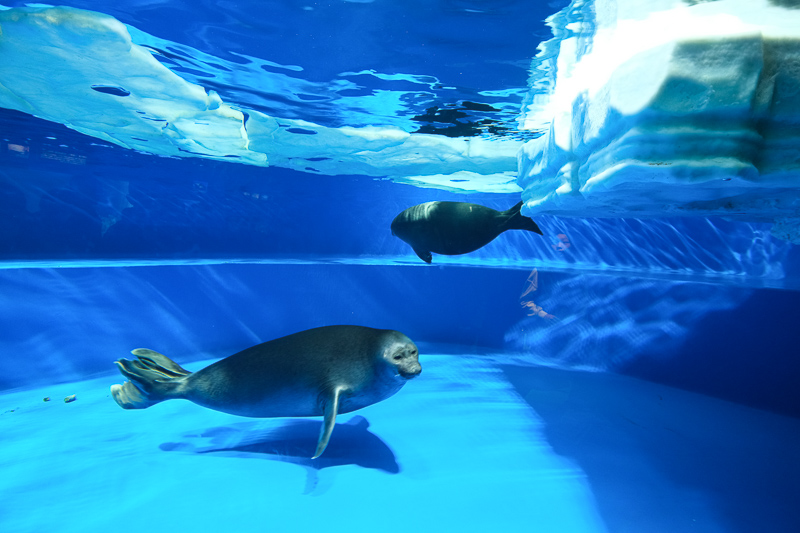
top-left (1, 1), bottom-right (800, 532)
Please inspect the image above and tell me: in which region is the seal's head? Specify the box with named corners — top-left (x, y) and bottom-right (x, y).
top-left (390, 202), bottom-right (435, 242)
top-left (381, 332), bottom-right (422, 380)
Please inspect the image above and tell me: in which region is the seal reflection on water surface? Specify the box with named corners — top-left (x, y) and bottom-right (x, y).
top-left (110, 325), bottom-right (422, 458)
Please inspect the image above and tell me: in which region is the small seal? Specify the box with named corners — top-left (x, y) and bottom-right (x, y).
top-left (391, 200), bottom-right (543, 263)
top-left (110, 326), bottom-right (421, 458)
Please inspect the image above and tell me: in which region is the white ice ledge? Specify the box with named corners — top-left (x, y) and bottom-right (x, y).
top-left (0, 6), bottom-right (520, 193)
top-left (517, 0), bottom-right (800, 242)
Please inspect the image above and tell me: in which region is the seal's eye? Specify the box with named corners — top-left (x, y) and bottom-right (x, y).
top-left (393, 354), bottom-right (403, 361)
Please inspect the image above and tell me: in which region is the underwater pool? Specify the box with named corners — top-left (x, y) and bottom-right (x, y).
top-left (2, 1), bottom-right (800, 532)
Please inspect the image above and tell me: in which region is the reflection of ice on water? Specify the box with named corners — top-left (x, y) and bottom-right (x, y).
top-left (520, 268), bottom-right (556, 320)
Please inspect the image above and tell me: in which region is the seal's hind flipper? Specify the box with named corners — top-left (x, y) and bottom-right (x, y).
top-left (503, 201), bottom-right (543, 235)
top-left (111, 380), bottom-right (159, 409)
top-left (131, 348), bottom-right (191, 378)
top-left (110, 349), bottom-right (189, 410)
top-left (312, 387), bottom-right (343, 459)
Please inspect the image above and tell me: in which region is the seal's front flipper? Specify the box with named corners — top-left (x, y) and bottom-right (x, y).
top-left (413, 248), bottom-right (433, 264)
top-left (313, 387), bottom-right (343, 459)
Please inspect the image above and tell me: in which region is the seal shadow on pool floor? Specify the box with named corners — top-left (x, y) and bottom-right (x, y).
top-left (159, 415), bottom-right (400, 476)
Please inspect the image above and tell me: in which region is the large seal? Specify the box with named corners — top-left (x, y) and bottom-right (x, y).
top-left (391, 200), bottom-right (543, 263)
top-left (111, 325), bottom-right (421, 458)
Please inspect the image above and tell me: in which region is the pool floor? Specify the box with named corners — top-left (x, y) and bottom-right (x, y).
top-left (1, 353), bottom-right (799, 533)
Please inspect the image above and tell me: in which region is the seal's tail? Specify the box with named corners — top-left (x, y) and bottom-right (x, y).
top-left (503, 201), bottom-right (543, 235)
top-left (111, 349), bottom-right (191, 409)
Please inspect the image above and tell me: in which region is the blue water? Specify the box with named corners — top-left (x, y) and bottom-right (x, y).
top-left (2, 2), bottom-right (800, 532)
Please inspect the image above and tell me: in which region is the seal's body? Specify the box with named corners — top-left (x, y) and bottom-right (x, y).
top-left (391, 201), bottom-right (543, 263)
top-left (111, 326), bottom-right (421, 458)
